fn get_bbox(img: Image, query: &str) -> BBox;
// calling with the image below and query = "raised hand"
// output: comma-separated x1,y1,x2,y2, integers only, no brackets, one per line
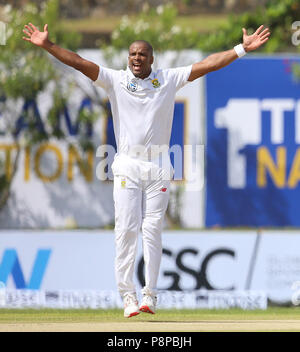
242,25,271,52
22,23,49,48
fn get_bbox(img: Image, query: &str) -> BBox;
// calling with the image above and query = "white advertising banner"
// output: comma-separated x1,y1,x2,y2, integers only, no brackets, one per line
0,230,116,290
4,229,299,307
0,50,204,229
138,231,258,292
0,229,268,309
251,230,300,304
0,230,258,292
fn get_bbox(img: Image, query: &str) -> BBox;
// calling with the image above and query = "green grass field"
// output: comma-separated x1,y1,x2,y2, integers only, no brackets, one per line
60,14,228,34
1,307,300,332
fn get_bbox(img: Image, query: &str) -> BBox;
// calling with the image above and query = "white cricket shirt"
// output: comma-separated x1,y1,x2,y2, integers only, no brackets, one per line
95,65,192,160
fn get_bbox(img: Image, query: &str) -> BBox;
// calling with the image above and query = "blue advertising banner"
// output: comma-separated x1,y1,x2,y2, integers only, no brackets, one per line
206,56,300,227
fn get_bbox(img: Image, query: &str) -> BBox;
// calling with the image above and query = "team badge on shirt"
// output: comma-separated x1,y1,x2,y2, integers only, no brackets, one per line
152,79,160,88
127,78,138,92
121,178,126,188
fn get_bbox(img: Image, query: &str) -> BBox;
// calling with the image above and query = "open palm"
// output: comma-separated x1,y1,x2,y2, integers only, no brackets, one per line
23,23,49,47
242,25,270,52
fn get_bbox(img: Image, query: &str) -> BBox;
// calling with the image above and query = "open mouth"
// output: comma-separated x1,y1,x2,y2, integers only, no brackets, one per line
133,63,142,70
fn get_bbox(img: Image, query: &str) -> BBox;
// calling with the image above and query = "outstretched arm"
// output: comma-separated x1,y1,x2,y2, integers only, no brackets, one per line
188,25,270,81
23,23,99,81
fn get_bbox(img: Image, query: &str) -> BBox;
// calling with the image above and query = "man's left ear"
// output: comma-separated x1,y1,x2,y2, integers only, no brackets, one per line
150,56,154,64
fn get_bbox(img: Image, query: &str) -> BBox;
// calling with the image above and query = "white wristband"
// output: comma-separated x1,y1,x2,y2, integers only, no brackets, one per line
234,44,246,58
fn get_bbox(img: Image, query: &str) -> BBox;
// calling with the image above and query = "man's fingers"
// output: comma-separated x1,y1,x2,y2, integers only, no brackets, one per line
22,37,31,42
260,33,270,41
44,24,48,32
242,28,247,36
259,28,269,37
255,25,264,34
260,30,271,40
25,24,33,34
260,37,270,45
29,22,38,31
28,24,36,32
23,29,31,38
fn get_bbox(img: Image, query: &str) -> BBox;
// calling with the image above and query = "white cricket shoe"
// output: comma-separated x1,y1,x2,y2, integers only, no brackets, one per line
123,293,140,318
139,293,157,314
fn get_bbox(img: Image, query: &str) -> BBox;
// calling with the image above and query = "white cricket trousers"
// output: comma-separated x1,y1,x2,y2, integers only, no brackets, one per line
112,154,171,298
